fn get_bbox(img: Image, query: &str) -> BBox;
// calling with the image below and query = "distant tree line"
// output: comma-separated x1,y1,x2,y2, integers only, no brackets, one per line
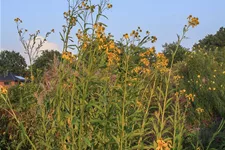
0,50,61,77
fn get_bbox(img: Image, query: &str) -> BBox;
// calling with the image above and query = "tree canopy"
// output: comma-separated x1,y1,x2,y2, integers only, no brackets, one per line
194,27,225,51
162,42,189,66
32,50,61,76
0,50,27,76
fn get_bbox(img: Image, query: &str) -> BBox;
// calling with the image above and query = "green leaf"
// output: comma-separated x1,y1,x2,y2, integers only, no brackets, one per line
84,137,92,147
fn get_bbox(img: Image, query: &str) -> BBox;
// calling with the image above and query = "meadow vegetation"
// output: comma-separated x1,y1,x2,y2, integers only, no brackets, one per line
1,0,225,149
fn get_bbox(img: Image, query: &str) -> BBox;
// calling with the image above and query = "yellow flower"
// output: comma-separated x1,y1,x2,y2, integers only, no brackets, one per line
143,68,151,75
140,58,150,66
123,33,129,39
151,36,157,43
140,47,155,57
63,12,69,17
132,66,142,74
106,52,120,66
146,47,155,55
197,75,200,78
0,85,8,94
107,3,113,9
188,15,199,28
179,89,186,94
108,41,115,49
81,1,86,7
196,107,204,114
130,30,136,36
156,138,172,150
139,53,145,57
185,93,195,102
136,100,142,108
62,51,75,63
71,17,76,26
14,18,22,23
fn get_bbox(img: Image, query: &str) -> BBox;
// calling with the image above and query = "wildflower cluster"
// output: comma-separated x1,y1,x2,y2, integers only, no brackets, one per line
78,0,96,12
139,47,155,57
153,53,169,73
93,23,122,66
76,29,88,42
151,36,157,43
140,58,150,66
132,66,151,75
129,27,147,40
93,23,106,39
62,51,76,63
7,1,205,148
173,75,184,84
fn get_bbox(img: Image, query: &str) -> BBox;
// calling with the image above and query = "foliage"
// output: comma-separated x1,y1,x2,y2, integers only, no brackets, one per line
1,1,224,150
8,83,38,110
177,48,225,118
194,27,225,51
0,50,27,76
32,50,61,77
162,42,189,66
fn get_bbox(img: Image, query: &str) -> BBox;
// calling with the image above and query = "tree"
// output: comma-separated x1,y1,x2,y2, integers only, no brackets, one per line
0,50,27,76
194,27,225,51
162,42,189,66
32,50,61,76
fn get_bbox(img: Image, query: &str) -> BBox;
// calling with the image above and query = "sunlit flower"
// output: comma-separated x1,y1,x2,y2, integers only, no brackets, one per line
185,93,195,102
0,85,8,95
153,53,169,73
123,33,129,39
62,51,75,63
151,36,157,43
136,100,142,108
107,3,113,9
14,17,22,23
196,107,204,114
156,138,172,150
188,15,199,28
140,58,150,66
71,17,77,26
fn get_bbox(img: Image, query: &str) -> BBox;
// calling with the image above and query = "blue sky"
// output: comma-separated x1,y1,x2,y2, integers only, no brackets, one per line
1,0,225,56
